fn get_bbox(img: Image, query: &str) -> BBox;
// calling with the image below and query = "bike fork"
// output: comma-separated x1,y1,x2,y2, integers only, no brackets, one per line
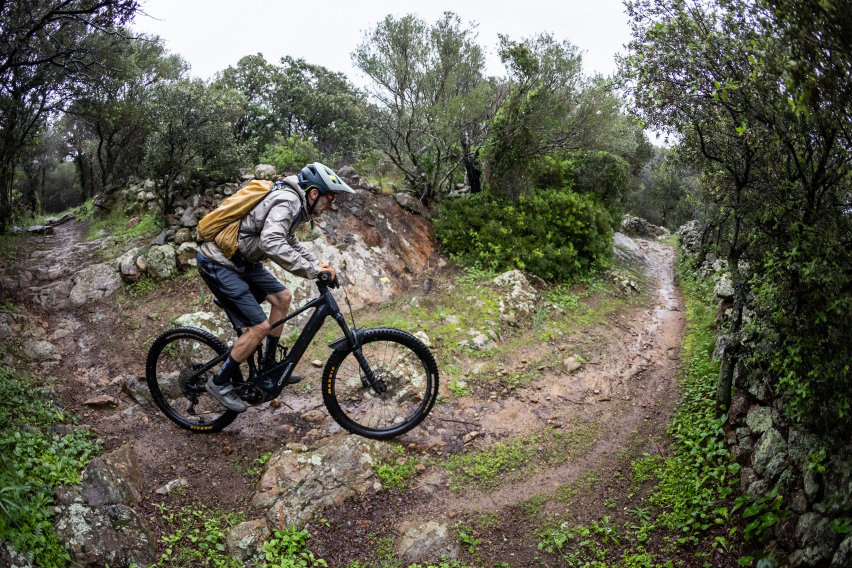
353,347,387,394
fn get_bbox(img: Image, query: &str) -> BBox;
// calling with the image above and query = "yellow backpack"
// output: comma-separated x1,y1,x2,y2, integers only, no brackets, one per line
197,180,276,259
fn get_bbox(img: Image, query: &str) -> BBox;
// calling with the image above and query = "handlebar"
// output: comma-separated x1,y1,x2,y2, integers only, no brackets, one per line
318,270,339,288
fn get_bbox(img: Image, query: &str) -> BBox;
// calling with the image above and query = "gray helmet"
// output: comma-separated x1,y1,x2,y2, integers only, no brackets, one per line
297,162,355,196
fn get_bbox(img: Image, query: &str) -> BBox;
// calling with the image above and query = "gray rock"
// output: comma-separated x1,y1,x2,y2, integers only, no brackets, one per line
677,220,702,255
254,164,277,180
173,311,229,344
173,227,192,245
253,434,397,529
81,444,141,507
804,468,820,502
493,270,538,325
612,232,647,265
831,535,852,568
395,193,431,219
53,502,156,568
176,242,199,269
753,428,788,476
787,428,819,468
180,207,198,228
766,452,789,480
397,521,458,564
68,263,123,306
22,339,56,361
747,478,770,498
116,247,142,283
151,229,169,245
715,274,735,299
413,331,432,347
27,224,54,235
154,477,188,495
144,244,176,279
620,214,651,237
746,407,774,435
794,514,837,566
564,356,583,373
32,279,74,308
121,375,153,406
227,519,270,562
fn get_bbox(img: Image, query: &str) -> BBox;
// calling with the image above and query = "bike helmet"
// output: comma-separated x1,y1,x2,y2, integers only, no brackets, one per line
297,162,355,196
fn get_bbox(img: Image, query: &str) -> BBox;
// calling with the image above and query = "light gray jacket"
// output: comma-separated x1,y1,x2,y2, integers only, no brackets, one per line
199,176,320,278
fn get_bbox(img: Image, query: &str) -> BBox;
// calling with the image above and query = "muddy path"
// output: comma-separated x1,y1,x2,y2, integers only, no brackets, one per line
8,224,684,565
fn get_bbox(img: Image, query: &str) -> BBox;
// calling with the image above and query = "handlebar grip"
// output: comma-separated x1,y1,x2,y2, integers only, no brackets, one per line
318,271,339,288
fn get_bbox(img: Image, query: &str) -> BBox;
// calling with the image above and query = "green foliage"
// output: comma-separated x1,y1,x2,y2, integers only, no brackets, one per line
86,207,164,244
260,526,328,568
375,449,420,490
734,488,784,542
443,424,599,490
261,136,322,174
353,12,487,204
633,258,739,543
141,79,248,213
0,367,100,567
152,503,244,568
436,189,612,282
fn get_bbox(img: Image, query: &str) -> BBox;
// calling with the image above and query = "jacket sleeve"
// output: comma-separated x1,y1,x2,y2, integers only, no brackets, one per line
259,199,320,279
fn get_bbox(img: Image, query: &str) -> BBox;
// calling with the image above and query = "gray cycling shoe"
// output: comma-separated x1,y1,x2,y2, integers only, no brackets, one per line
205,378,247,413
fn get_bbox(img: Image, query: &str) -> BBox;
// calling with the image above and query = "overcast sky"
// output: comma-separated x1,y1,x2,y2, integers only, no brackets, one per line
133,0,633,84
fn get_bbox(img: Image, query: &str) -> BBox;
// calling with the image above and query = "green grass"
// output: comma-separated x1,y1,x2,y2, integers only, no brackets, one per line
443,422,600,491
375,447,421,489
0,367,100,567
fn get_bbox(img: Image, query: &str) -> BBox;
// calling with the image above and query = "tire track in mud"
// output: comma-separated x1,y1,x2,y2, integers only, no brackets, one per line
395,239,684,520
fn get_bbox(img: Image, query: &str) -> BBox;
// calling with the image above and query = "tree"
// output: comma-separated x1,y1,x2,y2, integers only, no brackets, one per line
483,34,627,200
140,79,247,213
65,33,185,197
623,0,852,430
353,12,488,204
0,0,139,231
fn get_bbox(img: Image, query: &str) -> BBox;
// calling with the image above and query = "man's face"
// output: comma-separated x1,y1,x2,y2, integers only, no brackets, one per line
309,189,335,215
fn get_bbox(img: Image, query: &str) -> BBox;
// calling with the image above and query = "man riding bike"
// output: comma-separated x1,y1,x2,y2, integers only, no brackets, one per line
196,162,354,412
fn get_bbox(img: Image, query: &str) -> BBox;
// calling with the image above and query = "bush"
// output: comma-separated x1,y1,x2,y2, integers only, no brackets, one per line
261,136,322,174
435,189,612,282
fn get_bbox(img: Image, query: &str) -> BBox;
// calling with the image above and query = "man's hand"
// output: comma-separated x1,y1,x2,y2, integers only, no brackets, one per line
317,262,336,282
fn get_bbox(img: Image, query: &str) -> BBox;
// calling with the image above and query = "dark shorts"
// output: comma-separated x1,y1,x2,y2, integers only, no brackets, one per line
197,253,285,328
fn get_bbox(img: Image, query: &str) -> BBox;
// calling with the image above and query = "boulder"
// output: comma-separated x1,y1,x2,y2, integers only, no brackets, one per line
253,434,397,529
493,270,538,325
745,407,774,435
27,224,54,235
176,242,199,269
620,214,651,237
831,535,852,568
677,220,702,256
22,338,57,361
53,502,156,568
144,244,176,279
173,227,193,245
121,375,153,406
226,519,270,563
179,207,198,228
397,521,458,564
81,444,142,507
116,247,141,283
395,193,431,219
612,232,647,265
68,263,123,306
715,274,735,299
254,164,277,180
753,428,788,476
173,311,230,344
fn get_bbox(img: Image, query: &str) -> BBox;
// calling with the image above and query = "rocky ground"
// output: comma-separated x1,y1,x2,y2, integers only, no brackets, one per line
1,206,693,567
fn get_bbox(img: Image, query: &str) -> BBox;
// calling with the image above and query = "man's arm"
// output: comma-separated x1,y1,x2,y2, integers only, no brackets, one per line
260,199,321,279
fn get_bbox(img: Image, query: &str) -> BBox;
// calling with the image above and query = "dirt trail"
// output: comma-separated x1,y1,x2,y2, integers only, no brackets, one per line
10,224,684,564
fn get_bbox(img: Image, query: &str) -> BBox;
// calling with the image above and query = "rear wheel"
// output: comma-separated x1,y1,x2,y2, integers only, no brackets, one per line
323,328,439,439
145,327,239,432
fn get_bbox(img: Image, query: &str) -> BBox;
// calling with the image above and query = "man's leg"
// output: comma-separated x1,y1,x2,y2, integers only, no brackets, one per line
265,289,292,341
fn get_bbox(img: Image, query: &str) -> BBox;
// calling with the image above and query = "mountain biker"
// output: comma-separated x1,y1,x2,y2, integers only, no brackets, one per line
197,162,355,412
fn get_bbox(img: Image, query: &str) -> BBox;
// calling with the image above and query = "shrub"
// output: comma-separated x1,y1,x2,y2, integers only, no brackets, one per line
435,189,612,282
261,136,322,174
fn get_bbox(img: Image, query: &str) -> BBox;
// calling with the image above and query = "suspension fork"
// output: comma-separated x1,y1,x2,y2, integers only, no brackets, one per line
330,313,387,394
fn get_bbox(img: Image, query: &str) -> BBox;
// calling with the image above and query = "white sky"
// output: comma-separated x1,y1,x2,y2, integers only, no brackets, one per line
133,0,633,84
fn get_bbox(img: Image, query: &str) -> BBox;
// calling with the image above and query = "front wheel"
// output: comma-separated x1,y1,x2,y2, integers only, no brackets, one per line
145,327,239,432
322,328,439,439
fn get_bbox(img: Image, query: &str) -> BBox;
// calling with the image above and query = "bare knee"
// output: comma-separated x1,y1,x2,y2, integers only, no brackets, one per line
248,319,271,339
268,289,291,308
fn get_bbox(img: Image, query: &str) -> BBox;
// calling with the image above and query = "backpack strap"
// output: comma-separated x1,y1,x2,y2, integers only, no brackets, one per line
271,182,313,236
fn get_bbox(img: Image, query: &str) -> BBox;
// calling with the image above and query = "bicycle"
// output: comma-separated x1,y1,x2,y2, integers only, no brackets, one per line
145,272,439,440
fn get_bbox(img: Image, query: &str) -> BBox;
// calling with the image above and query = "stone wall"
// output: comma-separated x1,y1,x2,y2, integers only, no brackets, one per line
677,222,852,568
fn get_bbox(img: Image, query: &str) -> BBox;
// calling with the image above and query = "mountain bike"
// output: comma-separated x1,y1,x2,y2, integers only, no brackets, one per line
145,273,439,440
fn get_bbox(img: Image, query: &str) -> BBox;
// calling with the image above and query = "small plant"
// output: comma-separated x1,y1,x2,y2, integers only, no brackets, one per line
375,447,420,489
454,522,482,555
260,526,328,568
152,503,244,567
734,488,784,542
448,380,472,398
